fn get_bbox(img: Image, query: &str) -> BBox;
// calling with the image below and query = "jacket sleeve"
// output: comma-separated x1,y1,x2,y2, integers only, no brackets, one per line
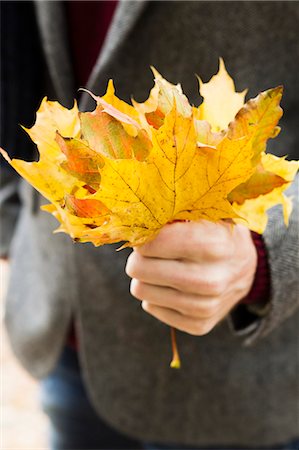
0,169,21,258
0,2,45,257
228,174,299,345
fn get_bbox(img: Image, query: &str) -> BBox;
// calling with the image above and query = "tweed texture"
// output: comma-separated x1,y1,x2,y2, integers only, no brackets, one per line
2,1,299,446
34,1,75,107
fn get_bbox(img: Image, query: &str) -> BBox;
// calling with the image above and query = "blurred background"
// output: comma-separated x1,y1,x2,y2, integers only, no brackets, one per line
1,260,48,449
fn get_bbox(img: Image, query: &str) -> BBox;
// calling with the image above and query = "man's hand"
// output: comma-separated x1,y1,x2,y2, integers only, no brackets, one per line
125,221,257,336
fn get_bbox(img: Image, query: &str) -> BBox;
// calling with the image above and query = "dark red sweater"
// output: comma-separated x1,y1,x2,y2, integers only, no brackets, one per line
65,1,118,87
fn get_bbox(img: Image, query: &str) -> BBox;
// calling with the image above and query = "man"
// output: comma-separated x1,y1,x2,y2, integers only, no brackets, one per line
1,1,298,449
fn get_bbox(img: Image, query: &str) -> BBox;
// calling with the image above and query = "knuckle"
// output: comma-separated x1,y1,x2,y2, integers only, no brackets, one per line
203,241,231,260
125,252,141,278
125,254,134,277
138,240,158,257
184,226,205,255
171,269,226,297
200,299,220,318
200,275,227,296
151,224,178,250
212,242,231,259
208,279,225,296
191,320,215,336
172,271,193,291
206,299,220,315
180,221,235,261
141,300,150,312
184,299,201,317
186,298,220,319
130,279,144,299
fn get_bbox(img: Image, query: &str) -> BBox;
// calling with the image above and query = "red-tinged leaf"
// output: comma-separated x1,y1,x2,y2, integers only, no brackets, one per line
80,107,151,161
227,86,283,161
194,119,224,148
97,98,140,129
228,167,287,204
64,194,109,218
83,184,97,194
145,109,165,129
133,67,191,130
56,134,103,189
84,82,140,126
1,61,297,244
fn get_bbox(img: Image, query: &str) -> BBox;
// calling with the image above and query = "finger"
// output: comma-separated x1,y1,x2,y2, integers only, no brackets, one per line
131,279,221,318
141,302,216,336
136,220,235,261
126,251,183,288
126,252,229,296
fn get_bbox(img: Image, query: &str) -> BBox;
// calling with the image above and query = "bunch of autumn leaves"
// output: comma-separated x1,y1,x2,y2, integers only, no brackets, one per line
1,60,298,247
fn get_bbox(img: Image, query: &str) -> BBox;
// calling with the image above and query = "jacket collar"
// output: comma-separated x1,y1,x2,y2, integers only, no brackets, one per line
34,0,148,109
34,1,75,106
82,0,148,109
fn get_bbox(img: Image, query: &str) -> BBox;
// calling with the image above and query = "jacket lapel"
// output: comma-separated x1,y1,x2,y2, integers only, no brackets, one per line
34,1,148,109
80,0,149,110
34,1,75,106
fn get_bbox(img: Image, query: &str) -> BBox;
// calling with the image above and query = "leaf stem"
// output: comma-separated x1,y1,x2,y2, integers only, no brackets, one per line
170,327,181,369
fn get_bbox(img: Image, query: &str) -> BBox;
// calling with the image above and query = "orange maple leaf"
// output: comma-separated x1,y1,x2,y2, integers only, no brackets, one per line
1,59,297,248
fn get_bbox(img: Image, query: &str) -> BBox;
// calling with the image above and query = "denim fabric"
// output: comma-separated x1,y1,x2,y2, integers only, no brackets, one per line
40,347,299,450
144,441,299,450
40,346,142,450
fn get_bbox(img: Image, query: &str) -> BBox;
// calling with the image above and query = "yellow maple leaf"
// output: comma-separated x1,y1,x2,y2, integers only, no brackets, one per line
193,117,225,149
65,102,259,247
0,61,297,249
132,67,191,129
233,153,299,233
25,97,80,157
198,58,247,132
2,61,298,370
1,98,81,204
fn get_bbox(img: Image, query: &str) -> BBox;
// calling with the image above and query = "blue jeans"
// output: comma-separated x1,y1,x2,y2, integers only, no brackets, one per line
144,444,299,450
40,346,141,450
40,346,299,450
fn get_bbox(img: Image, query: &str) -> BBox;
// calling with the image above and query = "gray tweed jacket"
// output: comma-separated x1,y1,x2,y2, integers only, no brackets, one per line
1,1,299,447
